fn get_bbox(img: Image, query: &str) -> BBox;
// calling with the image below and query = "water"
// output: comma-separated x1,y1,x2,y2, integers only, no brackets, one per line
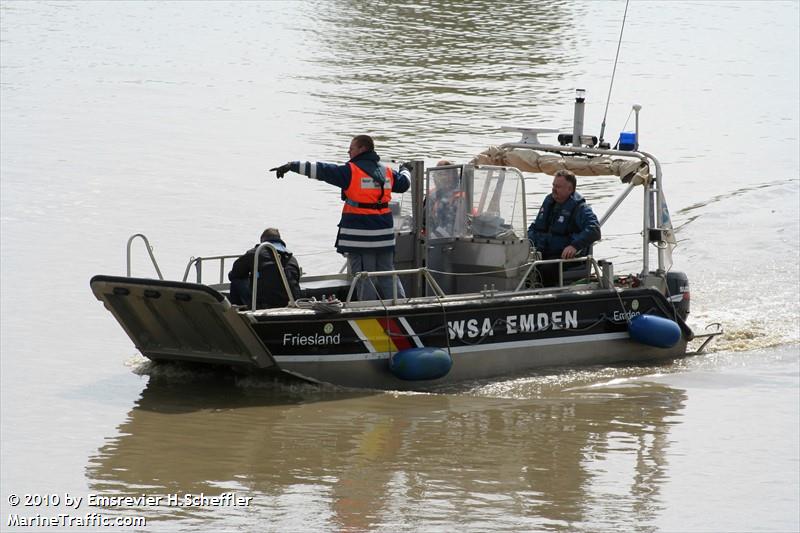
1,1,798,531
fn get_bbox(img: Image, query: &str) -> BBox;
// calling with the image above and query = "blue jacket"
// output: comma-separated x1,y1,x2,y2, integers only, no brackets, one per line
289,151,411,253
527,192,601,258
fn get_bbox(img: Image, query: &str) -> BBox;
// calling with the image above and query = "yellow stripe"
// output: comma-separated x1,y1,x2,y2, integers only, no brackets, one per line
355,319,397,353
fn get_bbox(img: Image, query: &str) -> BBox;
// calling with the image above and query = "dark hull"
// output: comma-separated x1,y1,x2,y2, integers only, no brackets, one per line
91,275,691,390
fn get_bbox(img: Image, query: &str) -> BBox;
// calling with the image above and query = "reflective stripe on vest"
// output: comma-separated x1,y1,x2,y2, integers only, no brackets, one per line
343,163,393,215
337,223,396,249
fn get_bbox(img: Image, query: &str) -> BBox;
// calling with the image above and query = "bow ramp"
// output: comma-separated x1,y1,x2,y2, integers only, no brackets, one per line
90,275,275,369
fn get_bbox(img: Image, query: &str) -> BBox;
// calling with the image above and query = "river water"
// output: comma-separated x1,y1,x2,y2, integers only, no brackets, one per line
1,1,798,532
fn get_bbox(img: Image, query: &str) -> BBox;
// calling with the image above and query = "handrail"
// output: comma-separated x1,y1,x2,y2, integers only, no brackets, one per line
182,254,239,283
126,234,164,280
345,267,446,304
493,142,667,277
639,149,666,274
498,142,651,163
515,256,603,291
251,242,296,311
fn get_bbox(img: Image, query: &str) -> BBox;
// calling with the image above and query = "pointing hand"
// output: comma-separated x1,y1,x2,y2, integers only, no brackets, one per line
270,163,292,179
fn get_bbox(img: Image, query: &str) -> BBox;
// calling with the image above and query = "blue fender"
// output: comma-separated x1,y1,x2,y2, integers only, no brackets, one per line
629,314,682,348
389,347,453,381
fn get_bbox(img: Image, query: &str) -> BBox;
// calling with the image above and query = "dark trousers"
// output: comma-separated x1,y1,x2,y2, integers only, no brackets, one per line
229,278,251,306
536,253,589,287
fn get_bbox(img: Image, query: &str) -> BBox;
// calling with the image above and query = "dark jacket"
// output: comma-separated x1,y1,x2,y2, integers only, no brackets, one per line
289,150,411,253
527,192,601,258
228,239,301,308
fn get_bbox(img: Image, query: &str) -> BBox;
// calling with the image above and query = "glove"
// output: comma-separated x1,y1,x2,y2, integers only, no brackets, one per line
399,162,413,173
269,163,292,179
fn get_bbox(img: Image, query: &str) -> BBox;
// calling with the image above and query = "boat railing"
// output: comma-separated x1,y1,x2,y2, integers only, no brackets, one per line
182,254,239,285
126,234,164,280
499,142,671,276
129,235,608,310
346,268,447,304
182,247,327,311
515,256,608,291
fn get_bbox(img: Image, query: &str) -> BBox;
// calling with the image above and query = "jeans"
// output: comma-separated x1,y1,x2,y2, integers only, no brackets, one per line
347,250,406,301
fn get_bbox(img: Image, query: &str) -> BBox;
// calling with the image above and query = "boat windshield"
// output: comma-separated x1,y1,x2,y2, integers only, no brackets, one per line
469,166,527,240
426,165,467,240
423,164,527,241
392,193,414,231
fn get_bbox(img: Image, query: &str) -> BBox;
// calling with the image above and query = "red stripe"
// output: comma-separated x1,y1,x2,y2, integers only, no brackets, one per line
377,317,413,351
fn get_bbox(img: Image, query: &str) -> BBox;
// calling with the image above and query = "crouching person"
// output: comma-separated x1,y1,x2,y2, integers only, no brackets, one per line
228,228,301,308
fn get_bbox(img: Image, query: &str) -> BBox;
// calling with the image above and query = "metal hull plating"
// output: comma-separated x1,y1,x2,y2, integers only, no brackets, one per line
277,336,687,390
91,275,691,390
250,286,690,389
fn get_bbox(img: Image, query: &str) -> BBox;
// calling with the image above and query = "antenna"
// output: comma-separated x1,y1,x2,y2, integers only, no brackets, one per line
598,0,631,146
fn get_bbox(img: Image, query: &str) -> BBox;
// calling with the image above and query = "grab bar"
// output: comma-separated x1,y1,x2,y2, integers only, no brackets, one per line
346,267,446,304
182,254,239,283
126,234,164,280
515,256,603,291
251,242,296,311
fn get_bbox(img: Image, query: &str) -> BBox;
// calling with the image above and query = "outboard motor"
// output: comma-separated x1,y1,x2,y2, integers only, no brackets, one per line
666,271,690,320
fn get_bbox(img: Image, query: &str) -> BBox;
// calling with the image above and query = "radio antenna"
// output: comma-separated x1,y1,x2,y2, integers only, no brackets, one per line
598,0,630,146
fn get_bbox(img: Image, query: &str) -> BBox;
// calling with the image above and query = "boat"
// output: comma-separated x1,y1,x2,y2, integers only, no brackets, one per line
90,92,722,390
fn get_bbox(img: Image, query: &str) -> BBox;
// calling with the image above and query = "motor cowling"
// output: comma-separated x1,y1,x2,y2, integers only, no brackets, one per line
666,271,690,321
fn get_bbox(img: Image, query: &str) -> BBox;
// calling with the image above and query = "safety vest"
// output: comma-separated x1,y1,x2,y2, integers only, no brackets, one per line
533,194,583,236
531,194,583,256
342,163,394,215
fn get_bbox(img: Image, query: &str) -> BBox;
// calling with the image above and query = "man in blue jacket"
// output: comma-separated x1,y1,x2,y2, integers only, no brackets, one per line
270,135,411,300
527,169,601,286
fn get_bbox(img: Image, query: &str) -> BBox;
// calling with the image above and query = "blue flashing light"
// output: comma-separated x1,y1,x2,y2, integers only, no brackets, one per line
618,131,637,151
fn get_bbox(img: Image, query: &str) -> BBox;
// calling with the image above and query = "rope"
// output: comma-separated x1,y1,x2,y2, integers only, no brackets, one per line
599,0,631,145
294,249,339,257
432,285,453,357
426,263,534,277
612,286,633,327
613,107,635,149
294,297,344,313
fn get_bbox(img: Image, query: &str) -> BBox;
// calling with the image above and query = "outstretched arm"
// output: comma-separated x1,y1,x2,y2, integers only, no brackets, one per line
392,166,412,194
270,161,353,189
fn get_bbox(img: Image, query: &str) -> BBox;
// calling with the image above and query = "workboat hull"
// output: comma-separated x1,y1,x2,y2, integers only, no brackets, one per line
91,275,691,390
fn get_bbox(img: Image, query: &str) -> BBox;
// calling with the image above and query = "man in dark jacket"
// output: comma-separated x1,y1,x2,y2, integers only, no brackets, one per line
270,135,411,301
228,228,301,308
527,169,601,286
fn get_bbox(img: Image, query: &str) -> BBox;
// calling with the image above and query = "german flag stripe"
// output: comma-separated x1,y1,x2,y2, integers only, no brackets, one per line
377,317,414,351
350,317,421,353
352,318,396,353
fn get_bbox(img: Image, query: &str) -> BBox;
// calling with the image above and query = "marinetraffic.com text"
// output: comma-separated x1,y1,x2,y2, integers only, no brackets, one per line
7,491,254,528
